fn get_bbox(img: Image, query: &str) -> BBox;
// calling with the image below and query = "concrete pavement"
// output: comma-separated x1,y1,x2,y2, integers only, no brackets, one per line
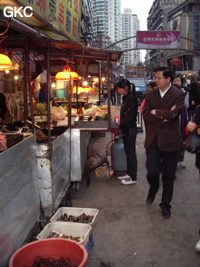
70,107,200,267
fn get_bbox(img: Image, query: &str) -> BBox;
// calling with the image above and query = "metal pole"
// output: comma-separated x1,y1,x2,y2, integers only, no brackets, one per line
98,62,101,104
76,81,79,113
107,35,200,50
68,79,72,128
107,53,111,131
23,40,28,125
106,35,137,49
24,40,34,133
46,40,51,144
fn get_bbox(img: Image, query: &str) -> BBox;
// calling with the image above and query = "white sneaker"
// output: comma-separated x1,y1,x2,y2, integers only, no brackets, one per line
195,239,200,252
178,161,186,168
121,178,137,185
118,174,131,180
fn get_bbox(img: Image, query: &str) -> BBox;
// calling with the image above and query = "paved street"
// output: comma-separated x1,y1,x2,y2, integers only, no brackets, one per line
70,107,200,267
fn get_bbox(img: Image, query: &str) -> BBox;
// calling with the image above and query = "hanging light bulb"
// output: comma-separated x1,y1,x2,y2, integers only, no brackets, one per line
55,65,79,80
83,81,88,86
51,82,56,88
0,53,13,70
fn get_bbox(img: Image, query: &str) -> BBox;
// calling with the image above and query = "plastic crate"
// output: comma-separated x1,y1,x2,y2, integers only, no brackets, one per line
50,207,99,228
85,234,94,255
36,222,92,247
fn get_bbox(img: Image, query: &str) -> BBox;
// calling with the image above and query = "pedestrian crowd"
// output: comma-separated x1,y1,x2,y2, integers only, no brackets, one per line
115,67,200,252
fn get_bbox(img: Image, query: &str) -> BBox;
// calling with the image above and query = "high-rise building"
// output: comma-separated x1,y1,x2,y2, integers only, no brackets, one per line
122,8,140,67
91,0,122,48
81,0,93,46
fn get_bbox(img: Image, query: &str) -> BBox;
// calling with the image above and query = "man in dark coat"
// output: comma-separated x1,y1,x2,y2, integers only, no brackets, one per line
143,67,185,219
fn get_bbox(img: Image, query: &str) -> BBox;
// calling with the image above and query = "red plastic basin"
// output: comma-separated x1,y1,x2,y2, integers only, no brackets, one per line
9,238,88,267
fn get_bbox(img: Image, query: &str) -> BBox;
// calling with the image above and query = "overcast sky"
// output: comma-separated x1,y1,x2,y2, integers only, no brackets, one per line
121,0,154,31
121,0,154,61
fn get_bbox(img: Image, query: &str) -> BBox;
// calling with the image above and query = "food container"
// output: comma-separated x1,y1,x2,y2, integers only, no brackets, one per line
9,238,88,267
50,207,99,229
36,222,92,247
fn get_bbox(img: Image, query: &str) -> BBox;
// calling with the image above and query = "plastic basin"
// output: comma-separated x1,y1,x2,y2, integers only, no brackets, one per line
9,238,88,267
36,222,92,247
50,207,99,228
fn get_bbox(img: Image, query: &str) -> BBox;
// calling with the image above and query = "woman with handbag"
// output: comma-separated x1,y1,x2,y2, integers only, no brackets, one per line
172,75,189,168
186,104,200,252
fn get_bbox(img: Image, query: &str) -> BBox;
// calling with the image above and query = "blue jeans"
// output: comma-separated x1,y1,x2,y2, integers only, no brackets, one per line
122,128,138,180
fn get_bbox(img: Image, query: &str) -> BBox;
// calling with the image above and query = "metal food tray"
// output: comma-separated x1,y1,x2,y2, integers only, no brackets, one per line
6,133,23,149
74,119,118,130
74,120,108,129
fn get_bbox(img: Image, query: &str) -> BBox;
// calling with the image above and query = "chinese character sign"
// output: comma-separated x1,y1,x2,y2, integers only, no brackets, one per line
137,31,180,49
12,0,82,42
193,13,200,51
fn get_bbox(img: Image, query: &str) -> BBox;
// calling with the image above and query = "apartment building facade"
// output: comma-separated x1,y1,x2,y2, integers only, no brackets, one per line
146,0,200,76
122,8,140,69
81,0,93,46
91,0,122,48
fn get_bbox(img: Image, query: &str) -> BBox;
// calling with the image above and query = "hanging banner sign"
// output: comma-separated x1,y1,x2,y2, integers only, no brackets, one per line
1,0,82,42
137,31,180,49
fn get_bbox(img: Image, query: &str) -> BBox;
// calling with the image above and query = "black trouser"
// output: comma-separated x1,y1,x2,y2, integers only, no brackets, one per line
122,128,138,181
111,94,116,105
146,138,178,209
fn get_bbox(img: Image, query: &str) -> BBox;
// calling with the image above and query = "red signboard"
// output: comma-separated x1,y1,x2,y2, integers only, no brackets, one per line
137,31,180,49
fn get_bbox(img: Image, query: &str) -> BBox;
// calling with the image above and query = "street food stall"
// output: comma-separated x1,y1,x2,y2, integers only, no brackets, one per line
0,3,123,265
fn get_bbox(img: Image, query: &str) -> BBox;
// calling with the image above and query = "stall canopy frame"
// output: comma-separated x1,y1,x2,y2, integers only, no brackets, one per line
0,19,123,136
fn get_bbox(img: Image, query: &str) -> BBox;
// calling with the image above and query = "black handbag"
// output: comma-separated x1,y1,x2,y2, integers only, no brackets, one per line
185,128,200,153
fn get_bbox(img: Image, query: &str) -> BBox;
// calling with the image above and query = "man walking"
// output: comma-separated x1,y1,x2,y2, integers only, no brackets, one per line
143,67,185,219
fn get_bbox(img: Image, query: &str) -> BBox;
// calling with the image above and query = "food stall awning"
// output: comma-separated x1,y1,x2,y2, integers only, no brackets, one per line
29,38,123,63
0,27,123,63
0,2,123,63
